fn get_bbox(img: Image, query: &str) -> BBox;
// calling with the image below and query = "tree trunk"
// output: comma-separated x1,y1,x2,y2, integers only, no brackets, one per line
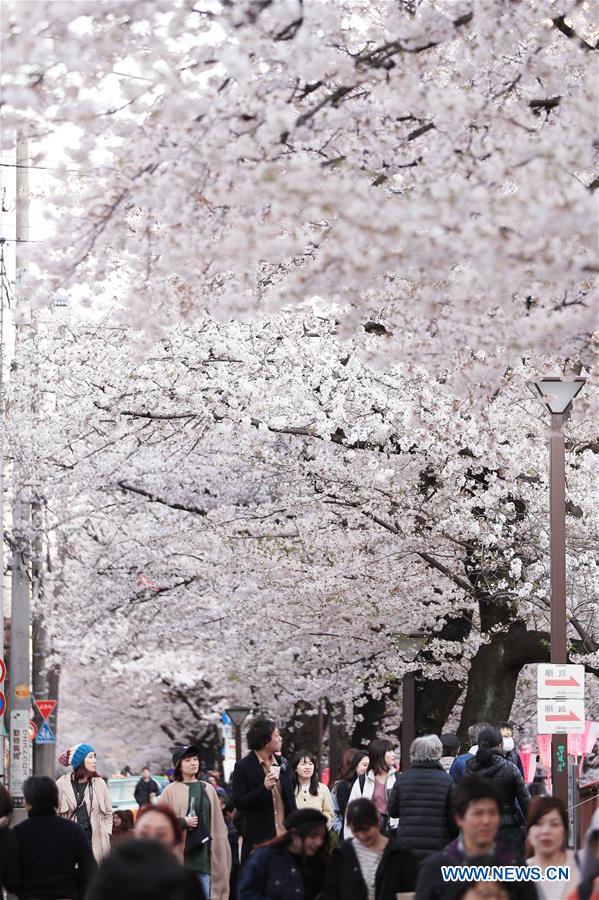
457,620,550,743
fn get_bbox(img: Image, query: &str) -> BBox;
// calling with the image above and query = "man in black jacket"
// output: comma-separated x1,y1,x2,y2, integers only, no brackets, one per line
134,767,161,807
415,776,536,899
388,734,458,864
231,717,295,864
14,775,96,899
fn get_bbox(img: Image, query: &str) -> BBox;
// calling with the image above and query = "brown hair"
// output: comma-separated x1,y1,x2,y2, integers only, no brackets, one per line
256,822,331,861
525,795,568,856
333,747,359,786
0,784,13,819
136,803,184,846
72,764,100,782
114,809,135,831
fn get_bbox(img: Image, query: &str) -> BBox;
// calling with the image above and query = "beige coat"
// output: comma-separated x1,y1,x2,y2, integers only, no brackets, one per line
294,781,335,828
56,773,113,861
160,780,231,900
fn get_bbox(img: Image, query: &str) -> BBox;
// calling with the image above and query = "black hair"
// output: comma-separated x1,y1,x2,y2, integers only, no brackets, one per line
454,775,502,819
246,718,277,752
473,726,503,766
87,839,190,900
346,797,379,831
367,739,393,776
0,784,13,819
453,883,512,899
23,776,58,815
291,751,319,796
494,722,513,733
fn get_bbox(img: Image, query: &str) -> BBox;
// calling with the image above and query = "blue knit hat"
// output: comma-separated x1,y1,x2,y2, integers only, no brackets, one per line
59,743,95,770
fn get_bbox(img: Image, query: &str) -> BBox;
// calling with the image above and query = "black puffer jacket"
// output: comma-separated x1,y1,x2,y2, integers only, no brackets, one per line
464,749,531,826
387,761,458,862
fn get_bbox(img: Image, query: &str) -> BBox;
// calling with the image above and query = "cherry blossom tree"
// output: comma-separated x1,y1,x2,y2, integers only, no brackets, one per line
6,308,595,749
1,0,596,384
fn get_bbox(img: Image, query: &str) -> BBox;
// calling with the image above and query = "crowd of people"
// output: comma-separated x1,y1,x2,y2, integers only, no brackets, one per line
0,720,597,899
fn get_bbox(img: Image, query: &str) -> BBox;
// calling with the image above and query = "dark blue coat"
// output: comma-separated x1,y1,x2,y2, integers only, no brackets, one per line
449,753,473,783
387,761,458,861
238,846,326,900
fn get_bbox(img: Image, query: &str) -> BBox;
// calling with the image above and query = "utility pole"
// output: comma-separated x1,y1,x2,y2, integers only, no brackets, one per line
0,237,6,784
9,136,32,813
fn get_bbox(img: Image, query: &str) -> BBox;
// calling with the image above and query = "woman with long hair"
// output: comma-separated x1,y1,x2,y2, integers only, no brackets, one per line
331,748,367,835
238,808,329,900
160,743,231,900
344,739,398,838
291,751,334,829
56,743,113,860
526,796,580,898
464,726,531,852
112,809,135,844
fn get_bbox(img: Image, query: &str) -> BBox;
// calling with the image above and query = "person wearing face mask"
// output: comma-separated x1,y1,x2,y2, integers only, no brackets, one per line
160,744,231,900
494,723,525,779
57,743,113,861
525,796,580,899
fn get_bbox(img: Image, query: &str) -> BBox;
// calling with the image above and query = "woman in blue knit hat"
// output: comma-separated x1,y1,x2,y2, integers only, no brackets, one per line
56,743,113,861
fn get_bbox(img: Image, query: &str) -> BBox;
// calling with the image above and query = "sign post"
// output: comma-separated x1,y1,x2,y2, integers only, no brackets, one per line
537,663,585,824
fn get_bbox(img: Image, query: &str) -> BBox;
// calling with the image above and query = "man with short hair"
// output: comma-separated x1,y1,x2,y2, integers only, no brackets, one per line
495,722,525,778
450,723,489,783
134,766,161,807
414,776,536,899
14,775,97,899
231,717,295,863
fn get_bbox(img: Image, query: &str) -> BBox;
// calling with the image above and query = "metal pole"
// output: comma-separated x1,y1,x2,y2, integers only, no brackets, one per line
234,724,242,764
400,672,416,772
549,412,568,812
0,239,6,781
9,136,32,815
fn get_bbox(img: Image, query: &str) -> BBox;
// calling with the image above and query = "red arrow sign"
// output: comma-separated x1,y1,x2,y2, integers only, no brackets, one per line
545,676,581,688
35,699,57,721
546,711,581,722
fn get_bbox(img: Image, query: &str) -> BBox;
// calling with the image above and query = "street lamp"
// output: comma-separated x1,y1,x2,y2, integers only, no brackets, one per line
225,707,251,763
395,634,428,772
527,376,585,812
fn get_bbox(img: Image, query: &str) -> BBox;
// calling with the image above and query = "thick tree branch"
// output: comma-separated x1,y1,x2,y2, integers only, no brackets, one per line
117,481,207,516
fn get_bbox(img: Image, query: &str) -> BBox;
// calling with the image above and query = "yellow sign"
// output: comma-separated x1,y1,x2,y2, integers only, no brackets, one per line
14,684,30,700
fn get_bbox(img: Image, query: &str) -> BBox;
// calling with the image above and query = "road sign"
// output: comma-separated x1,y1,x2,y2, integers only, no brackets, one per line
0,692,5,717
0,658,5,684
538,699,585,734
35,721,56,744
35,699,57,721
537,664,585,699
29,720,38,742
9,710,31,798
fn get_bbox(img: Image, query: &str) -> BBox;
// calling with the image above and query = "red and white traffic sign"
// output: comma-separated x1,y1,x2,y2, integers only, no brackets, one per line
29,720,38,742
0,691,5,717
537,664,584,699
0,658,6,685
538,699,585,734
35,699,57,721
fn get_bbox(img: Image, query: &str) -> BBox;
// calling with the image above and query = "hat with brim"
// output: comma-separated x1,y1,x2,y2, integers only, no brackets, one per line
172,744,201,767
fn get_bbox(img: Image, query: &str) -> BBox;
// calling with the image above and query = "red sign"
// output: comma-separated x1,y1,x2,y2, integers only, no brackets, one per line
0,691,5,717
29,720,38,742
35,699,57,721
546,710,581,723
0,659,5,685
546,676,581,688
